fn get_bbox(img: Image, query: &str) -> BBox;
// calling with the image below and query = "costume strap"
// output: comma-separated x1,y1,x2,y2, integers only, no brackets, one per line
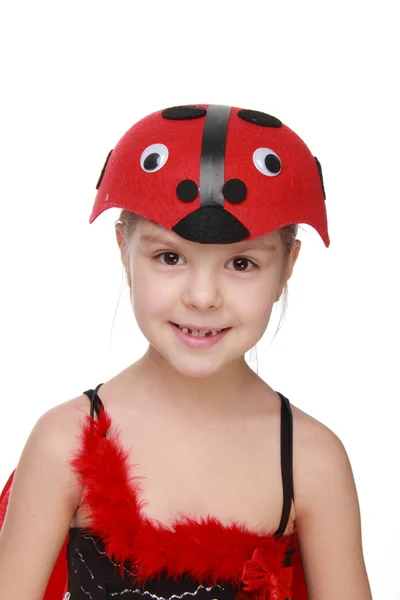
275,392,295,537
83,383,104,419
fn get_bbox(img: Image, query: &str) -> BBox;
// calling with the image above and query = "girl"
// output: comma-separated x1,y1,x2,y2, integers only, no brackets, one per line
0,104,372,599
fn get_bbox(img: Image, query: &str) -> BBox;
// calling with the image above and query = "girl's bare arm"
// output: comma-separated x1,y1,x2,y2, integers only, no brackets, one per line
0,398,87,599
294,420,373,600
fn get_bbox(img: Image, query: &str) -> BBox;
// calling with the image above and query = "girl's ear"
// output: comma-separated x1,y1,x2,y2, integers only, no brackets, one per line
285,240,301,282
115,226,132,288
115,226,123,249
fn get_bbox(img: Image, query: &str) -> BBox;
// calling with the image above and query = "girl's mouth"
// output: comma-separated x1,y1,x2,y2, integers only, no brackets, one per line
170,322,231,348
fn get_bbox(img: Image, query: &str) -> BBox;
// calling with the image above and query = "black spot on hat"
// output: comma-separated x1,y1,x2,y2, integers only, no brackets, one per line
162,105,207,120
96,149,113,190
176,179,198,202
238,109,282,128
314,156,326,200
223,179,247,204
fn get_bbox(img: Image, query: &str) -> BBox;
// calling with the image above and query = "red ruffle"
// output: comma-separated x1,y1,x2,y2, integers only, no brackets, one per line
69,406,299,593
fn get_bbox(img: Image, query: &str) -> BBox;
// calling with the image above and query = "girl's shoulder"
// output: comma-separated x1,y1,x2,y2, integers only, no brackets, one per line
290,400,343,449
31,391,95,480
37,392,95,441
20,392,97,497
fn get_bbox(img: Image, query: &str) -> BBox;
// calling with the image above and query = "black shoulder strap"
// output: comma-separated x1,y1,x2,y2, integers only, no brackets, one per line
274,391,295,537
83,383,104,418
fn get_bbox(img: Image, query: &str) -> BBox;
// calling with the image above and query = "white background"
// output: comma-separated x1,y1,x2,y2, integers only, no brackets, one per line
0,2,398,598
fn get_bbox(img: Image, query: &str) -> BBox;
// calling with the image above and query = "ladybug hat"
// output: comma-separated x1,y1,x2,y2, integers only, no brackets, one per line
91,104,330,247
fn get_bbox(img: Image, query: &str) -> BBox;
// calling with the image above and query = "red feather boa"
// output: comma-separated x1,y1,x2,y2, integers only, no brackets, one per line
69,406,309,599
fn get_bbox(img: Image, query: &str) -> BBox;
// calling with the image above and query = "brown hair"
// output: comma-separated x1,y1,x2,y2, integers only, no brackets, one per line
115,209,299,373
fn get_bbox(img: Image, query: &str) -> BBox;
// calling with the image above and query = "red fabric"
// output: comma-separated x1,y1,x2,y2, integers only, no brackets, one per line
239,545,293,600
0,409,309,599
90,104,329,249
0,471,13,524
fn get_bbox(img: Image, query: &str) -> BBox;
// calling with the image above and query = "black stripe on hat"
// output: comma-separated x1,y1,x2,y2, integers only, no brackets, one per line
199,105,232,208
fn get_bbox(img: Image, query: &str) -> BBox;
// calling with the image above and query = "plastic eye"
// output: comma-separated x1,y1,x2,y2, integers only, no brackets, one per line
140,143,169,173
253,148,282,176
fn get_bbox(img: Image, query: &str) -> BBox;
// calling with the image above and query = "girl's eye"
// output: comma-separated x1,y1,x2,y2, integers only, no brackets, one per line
227,257,258,271
155,252,184,266
154,253,258,271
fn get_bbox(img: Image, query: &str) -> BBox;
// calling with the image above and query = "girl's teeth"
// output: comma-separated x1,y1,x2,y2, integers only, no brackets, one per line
178,325,221,337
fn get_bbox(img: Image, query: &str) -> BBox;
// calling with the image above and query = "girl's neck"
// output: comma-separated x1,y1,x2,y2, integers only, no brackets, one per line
125,346,263,418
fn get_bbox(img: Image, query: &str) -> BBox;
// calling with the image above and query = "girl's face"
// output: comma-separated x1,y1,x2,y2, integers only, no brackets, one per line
121,219,300,379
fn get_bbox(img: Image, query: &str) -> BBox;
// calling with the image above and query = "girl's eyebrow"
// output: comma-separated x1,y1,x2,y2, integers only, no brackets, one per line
139,233,276,252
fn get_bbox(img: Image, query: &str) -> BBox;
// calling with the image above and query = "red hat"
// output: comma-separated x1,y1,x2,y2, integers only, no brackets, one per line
91,104,329,247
